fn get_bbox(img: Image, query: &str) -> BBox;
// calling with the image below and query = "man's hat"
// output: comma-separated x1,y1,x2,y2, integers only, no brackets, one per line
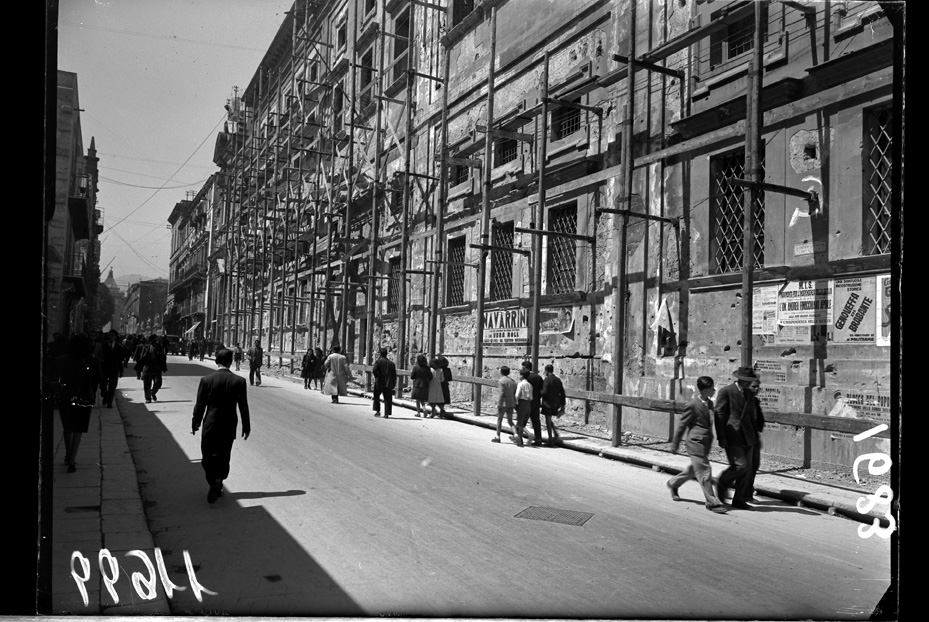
733,366,759,381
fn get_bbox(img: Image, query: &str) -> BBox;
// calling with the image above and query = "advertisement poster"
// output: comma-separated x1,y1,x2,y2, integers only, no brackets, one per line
752,285,779,335
875,273,891,346
483,308,529,345
830,277,877,343
777,280,833,326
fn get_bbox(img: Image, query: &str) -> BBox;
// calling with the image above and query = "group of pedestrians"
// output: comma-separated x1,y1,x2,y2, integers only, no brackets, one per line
410,354,453,418
666,366,765,514
494,361,566,447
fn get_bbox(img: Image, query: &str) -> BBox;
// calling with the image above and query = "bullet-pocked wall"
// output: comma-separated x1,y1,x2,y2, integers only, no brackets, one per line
204,0,895,469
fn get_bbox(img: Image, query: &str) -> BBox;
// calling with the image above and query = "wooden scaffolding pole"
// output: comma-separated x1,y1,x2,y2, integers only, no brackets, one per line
472,5,497,416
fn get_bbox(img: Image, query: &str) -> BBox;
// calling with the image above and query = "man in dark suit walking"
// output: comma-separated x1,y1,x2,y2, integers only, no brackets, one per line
521,361,544,446
714,366,761,510
191,348,251,503
372,347,397,419
668,376,728,514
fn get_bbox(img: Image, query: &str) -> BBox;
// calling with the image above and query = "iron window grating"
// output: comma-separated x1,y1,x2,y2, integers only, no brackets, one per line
452,164,469,187
387,257,401,313
490,221,515,301
864,105,892,256
552,102,582,140
495,137,519,166
548,203,578,294
709,5,768,69
446,236,467,306
710,150,765,274
514,506,594,527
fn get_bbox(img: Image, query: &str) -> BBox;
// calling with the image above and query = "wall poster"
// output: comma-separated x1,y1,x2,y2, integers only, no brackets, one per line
875,273,891,346
829,277,877,343
777,279,833,326
752,285,779,335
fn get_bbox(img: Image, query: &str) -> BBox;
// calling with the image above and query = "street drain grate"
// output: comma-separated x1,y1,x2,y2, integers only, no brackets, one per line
514,506,594,527
64,505,101,513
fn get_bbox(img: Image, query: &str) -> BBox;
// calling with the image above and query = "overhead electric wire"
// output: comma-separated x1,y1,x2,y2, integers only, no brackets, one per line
104,114,224,236
59,21,268,53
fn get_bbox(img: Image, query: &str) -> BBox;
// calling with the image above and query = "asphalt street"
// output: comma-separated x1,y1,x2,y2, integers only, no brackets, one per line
115,356,890,618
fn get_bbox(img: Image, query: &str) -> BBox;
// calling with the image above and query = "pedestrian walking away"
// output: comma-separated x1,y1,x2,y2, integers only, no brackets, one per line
438,356,453,419
427,357,445,418
540,364,566,446
493,365,517,443
99,329,126,409
233,342,243,371
136,335,167,403
714,366,762,510
511,369,533,447
191,348,251,504
667,376,728,514
372,347,397,418
133,337,147,378
322,345,351,403
312,346,325,390
247,339,263,386
301,349,316,389
52,333,100,473
521,361,544,445
410,354,433,417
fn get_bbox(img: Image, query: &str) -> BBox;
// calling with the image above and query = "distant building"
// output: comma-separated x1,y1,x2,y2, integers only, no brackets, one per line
102,268,127,332
123,278,169,336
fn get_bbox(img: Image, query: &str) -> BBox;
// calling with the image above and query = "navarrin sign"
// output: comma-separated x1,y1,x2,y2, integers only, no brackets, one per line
483,308,529,345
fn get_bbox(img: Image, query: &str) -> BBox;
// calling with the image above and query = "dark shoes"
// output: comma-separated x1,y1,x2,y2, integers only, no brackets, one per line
666,480,682,501
491,437,501,443
731,500,754,511
374,411,381,417
207,484,223,504
707,504,729,514
67,463,76,473
508,435,525,447
151,394,157,401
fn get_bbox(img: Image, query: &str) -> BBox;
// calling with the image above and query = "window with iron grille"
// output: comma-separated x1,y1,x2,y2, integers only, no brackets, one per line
864,105,893,256
495,138,518,166
547,203,578,294
452,164,469,187
387,256,401,313
552,101,582,141
490,221,515,301
446,236,466,306
710,150,765,274
709,5,768,69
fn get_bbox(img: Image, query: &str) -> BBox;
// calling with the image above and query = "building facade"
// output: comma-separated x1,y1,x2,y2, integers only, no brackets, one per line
47,70,103,340
166,177,220,341
123,279,169,336
196,0,897,469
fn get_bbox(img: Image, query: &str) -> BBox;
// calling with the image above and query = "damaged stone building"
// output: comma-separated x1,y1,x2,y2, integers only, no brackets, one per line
202,0,898,469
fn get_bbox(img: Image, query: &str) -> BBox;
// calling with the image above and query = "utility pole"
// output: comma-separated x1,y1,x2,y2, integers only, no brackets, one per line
428,39,452,358
611,0,636,447
530,52,551,372
396,0,417,395
741,0,765,368
472,5,498,416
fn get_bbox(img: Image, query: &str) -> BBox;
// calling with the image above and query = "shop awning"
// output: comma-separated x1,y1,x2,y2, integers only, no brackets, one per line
184,321,202,335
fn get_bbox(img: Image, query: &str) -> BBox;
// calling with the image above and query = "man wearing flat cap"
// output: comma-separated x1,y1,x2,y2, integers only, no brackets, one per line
714,366,763,510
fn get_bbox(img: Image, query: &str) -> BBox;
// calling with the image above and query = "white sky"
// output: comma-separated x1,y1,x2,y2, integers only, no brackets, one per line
55,0,294,283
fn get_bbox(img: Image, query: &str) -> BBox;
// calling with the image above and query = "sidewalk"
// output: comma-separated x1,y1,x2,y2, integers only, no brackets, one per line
46,359,887,613
48,391,171,614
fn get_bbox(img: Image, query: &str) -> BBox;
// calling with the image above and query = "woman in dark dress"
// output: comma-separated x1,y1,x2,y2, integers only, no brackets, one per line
410,354,433,417
312,347,326,390
438,356,453,419
54,333,99,473
301,349,317,389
